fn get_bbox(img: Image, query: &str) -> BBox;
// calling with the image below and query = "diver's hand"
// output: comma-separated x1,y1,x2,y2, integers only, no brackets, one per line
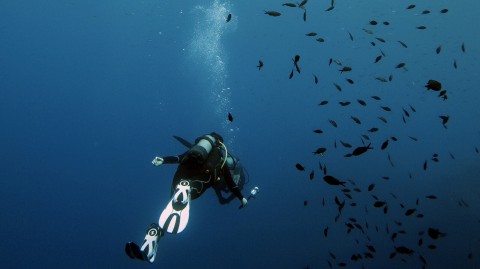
238,197,248,209
152,157,164,166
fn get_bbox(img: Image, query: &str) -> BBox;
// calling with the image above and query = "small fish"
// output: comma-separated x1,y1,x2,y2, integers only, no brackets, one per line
309,170,314,180
351,116,361,124
440,8,449,13
395,246,414,255
439,115,449,128
421,10,431,15
417,26,427,30
345,78,354,84
339,66,352,73
340,140,352,148
352,143,373,156
333,83,343,92
368,127,379,133
398,40,408,48
374,55,382,63
289,69,294,79
390,137,397,141
374,201,386,207
371,96,381,100
339,101,350,106
264,11,281,16
227,112,233,122
313,147,327,155
298,0,308,8
376,37,386,43
323,175,346,186
313,129,323,134
381,140,389,150
316,37,325,42
257,60,264,70
329,119,338,128
408,136,418,141
323,227,329,237
368,183,375,191
436,45,442,54
383,21,390,26
453,59,457,69
428,228,446,239
295,163,305,171
318,100,329,105
426,195,437,199
303,200,308,206
380,106,391,112
406,4,416,9
305,32,317,37
357,99,367,106
405,208,416,216
282,3,297,7
378,116,387,123
303,9,307,21
461,42,466,53
226,13,232,22
369,20,378,25
325,5,334,11
423,160,427,170
348,31,354,41
376,77,388,82
395,63,406,69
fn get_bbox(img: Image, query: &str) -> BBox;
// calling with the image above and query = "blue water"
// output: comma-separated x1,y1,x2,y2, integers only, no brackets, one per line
1,0,479,268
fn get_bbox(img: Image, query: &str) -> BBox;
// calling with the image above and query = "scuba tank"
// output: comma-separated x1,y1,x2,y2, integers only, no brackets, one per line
182,134,220,164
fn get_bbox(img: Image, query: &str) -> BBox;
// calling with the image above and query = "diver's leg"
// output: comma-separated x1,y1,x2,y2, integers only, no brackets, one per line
159,180,191,234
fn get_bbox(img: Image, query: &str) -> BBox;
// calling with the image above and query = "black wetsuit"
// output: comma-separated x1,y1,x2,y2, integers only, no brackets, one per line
161,147,244,201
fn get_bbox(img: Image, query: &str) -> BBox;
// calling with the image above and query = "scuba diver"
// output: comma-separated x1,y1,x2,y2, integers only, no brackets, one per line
125,132,259,263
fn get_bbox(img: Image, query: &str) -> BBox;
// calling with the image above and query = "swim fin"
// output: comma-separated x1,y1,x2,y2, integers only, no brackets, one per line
125,223,162,263
159,180,191,234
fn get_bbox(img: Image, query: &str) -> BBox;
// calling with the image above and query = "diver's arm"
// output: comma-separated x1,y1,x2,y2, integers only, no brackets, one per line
152,153,186,166
222,166,244,200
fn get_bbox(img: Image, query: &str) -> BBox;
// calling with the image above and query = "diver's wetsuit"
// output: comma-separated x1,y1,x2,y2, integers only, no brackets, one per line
160,147,244,201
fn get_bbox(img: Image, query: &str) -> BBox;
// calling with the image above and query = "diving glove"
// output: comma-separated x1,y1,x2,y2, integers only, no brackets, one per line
152,157,164,166
239,197,248,209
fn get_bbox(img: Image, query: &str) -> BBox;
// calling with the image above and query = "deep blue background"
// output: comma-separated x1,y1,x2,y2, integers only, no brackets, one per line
1,0,479,268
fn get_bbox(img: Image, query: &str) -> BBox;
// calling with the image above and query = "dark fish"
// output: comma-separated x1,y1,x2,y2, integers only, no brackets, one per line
313,147,327,155
449,152,455,159
257,60,264,70
461,42,466,53
395,246,414,255
351,116,361,124
340,140,352,148
408,136,418,141
428,228,446,239
440,8,448,13
436,45,442,54
395,63,406,69
303,9,307,21
298,0,308,8
368,183,375,191
264,11,281,16
316,37,325,42
324,227,329,237
282,3,297,7
329,119,338,128
405,208,416,216
376,77,388,82
388,74,393,81
357,99,367,106
333,83,342,91
325,5,334,11
352,143,373,156
295,163,305,171
374,201,386,207
382,176,390,180
362,134,370,140
383,21,390,26
289,69,294,79
348,31,354,41
339,101,350,106
313,129,323,134
439,115,449,128
402,108,410,117
303,200,308,206
376,37,386,43
339,66,352,73
227,112,233,122
453,59,457,69
369,20,378,25
427,244,437,250
345,78,354,84
323,175,346,186
367,245,376,253
371,95,381,100
313,74,319,84
406,4,416,9
417,26,427,30
381,106,391,111
319,100,329,105
293,55,300,63
309,170,314,180
390,137,397,141
409,104,416,112
226,13,232,22
423,160,427,170
374,55,382,63
398,40,408,48
328,58,333,65
381,140,389,150
426,195,437,199
368,127,379,132
421,10,431,15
